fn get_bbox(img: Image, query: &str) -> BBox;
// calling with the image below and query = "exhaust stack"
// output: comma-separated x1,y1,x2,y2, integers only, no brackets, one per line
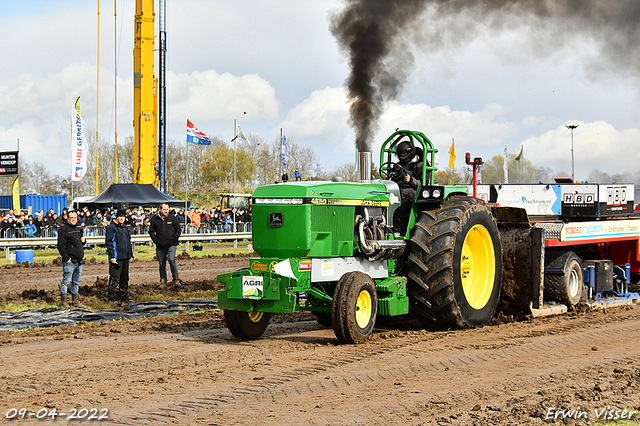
358,151,372,182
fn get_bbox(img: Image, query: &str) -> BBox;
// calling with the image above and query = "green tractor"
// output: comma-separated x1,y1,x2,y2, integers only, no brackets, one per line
217,130,503,343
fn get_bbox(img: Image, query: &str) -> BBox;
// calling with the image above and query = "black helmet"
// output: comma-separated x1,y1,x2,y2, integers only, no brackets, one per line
396,141,415,163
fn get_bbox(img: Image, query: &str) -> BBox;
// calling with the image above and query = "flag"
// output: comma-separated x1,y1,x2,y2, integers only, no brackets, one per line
503,145,508,184
448,139,456,170
281,134,290,166
515,145,523,161
186,120,211,145
12,176,19,211
236,127,251,148
71,97,89,181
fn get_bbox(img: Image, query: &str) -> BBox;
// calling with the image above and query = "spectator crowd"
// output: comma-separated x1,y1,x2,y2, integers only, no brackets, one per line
0,204,252,238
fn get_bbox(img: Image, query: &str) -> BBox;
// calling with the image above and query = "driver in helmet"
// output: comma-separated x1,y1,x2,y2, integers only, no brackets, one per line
392,140,423,233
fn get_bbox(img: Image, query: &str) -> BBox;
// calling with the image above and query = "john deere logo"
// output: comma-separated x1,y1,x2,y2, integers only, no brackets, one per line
269,212,284,227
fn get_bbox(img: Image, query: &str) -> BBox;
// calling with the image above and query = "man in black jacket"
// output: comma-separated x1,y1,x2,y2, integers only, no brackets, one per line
149,203,182,286
105,209,134,304
57,211,85,308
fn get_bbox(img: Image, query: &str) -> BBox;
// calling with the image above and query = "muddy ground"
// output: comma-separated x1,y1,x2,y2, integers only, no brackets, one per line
1,255,640,425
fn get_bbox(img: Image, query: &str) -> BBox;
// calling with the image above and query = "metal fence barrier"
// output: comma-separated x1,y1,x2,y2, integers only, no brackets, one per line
1,222,251,239
0,223,252,251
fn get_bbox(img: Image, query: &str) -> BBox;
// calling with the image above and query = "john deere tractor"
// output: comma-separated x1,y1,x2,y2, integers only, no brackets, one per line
217,130,503,343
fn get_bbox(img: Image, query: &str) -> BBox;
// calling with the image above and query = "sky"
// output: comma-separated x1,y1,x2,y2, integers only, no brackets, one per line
0,0,639,183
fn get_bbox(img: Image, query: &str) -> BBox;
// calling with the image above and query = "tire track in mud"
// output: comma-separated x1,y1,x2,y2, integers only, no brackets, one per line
121,318,640,425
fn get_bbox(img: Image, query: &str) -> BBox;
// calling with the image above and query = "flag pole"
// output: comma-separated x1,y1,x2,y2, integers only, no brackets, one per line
185,120,189,213
280,128,283,182
95,0,100,195
70,110,74,206
233,119,237,194
113,0,118,184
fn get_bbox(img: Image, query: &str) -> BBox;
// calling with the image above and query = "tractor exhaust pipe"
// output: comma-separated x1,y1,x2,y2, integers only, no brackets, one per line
359,151,372,182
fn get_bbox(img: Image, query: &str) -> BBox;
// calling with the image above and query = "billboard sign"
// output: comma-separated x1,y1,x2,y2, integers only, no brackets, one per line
0,151,18,175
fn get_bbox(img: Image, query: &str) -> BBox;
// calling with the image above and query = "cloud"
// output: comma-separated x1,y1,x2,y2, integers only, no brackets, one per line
281,87,349,138
280,87,518,167
167,70,279,124
523,122,640,181
0,61,132,174
0,63,98,119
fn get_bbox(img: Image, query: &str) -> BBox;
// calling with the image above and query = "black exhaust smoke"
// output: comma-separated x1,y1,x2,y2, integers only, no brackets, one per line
330,1,425,153
330,0,640,153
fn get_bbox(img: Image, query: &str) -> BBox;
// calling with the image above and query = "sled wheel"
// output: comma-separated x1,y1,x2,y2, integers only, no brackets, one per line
544,251,583,307
408,196,502,330
332,271,377,344
224,309,271,340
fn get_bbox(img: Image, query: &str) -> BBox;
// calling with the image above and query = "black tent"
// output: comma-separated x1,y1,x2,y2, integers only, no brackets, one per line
77,184,185,212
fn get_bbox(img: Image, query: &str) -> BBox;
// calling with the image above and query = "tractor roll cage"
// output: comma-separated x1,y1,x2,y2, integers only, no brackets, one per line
379,130,438,186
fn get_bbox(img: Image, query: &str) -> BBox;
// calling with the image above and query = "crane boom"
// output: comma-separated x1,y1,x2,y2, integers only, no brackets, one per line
133,0,157,185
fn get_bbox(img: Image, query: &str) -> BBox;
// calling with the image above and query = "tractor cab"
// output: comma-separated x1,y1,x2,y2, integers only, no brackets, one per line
378,130,447,235
379,130,437,187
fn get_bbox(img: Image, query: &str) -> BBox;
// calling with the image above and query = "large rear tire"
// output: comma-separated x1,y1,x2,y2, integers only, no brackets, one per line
544,251,583,307
332,272,377,344
407,196,502,330
224,309,271,340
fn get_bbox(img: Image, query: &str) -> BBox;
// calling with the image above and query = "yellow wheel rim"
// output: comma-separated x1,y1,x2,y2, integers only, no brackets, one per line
248,310,263,323
355,289,373,329
460,224,496,310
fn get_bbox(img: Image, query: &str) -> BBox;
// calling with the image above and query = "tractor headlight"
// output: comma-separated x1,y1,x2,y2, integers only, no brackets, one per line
416,186,445,203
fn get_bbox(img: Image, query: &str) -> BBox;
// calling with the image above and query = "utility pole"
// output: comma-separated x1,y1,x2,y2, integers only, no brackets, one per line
566,124,579,182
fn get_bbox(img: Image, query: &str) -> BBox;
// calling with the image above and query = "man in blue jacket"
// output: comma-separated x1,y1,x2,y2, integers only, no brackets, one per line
105,209,134,304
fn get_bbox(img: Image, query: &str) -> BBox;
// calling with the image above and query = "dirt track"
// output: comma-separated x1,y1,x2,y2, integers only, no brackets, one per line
1,256,640,425
0,253,249,302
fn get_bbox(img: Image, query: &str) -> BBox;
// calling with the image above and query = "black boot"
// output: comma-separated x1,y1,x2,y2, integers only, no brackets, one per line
120,283,131,305
60,294,68,308
107,276,118,303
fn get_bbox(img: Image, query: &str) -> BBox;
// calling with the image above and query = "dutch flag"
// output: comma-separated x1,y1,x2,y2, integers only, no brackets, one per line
186,120,211,145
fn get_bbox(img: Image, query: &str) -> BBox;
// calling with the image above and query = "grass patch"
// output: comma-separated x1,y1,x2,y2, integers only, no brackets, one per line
0,241,252,266
2,300,58,312
136,289,218,303
3,289,219,312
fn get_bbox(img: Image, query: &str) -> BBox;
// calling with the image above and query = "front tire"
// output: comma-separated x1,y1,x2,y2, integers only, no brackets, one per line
408,196,502,330
332,272,377,344
224,309,271,340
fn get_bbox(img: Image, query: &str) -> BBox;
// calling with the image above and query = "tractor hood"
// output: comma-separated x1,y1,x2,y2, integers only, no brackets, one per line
251,180,399,259
253,180,398,207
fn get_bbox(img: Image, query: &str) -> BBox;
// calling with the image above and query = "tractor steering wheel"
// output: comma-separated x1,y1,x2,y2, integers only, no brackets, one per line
380,161,408,182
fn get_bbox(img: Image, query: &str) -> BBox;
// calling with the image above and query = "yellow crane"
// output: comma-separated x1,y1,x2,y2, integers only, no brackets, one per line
133,0,157,185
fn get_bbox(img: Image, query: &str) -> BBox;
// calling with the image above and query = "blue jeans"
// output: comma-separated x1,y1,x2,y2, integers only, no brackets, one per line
60,261,82,295
156,245,178,279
